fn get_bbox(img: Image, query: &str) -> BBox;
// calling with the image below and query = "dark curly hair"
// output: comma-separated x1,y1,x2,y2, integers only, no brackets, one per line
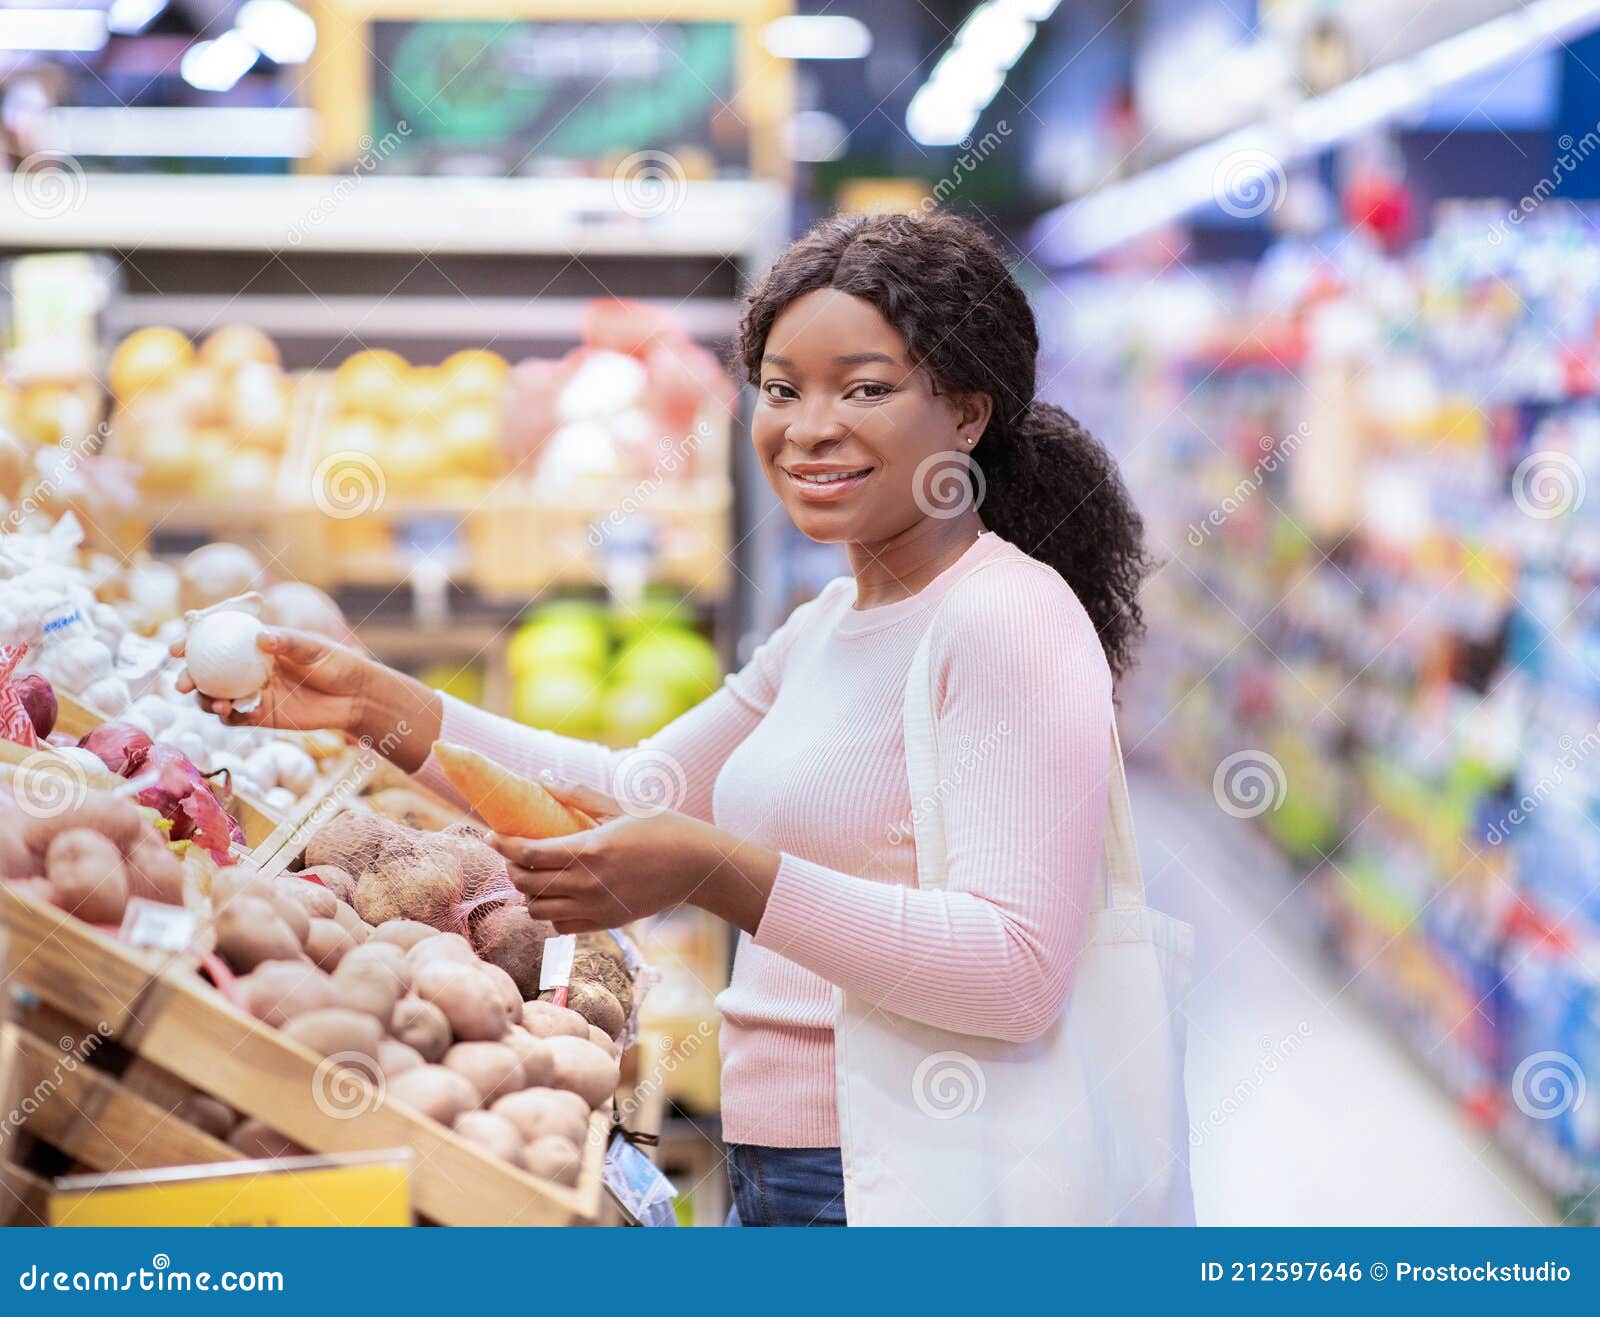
737,210,1152,679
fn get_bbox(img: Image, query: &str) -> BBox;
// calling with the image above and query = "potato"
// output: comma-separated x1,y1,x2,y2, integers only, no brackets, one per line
405,932,478,974
444,1042,526,1103
7,877,54,903
267,892,311,945
503,1029,555,1087
211,867,273,910
354,846,461,926
368,918,437,951
471,903,550,998
329,899,371,942
229,1118,306,1160
479,962,524,1020
339,940,409,991
332,956,404,1022
298,864,356,905
368,786,461,832
413,961,510,1042
587,1025,620,1057
453,1110,523,1162
544,1035,621,1108
521,999,590,1041
303,808,387,872
378,1038,424,1078
390,996,451,1061
304,917,358,971
385,1064,477,1126
561,981,625,1042
175,1093,236,1141
281,1007,381,1067
520,1134,582,1187
273,875,338,921
45,829,128,924
491,1087,588,1145
238,960,337,1027
123,832,184,905
574,941,634,1017
214,896,302,972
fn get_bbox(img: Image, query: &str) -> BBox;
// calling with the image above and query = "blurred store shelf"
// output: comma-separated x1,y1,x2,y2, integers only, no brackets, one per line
0,175,789,258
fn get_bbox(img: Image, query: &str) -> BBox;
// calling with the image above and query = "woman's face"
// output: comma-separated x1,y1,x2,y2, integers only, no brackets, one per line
752,288,990,546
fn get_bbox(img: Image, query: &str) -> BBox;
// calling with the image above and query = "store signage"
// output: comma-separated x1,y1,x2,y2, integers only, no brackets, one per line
368,20,743,169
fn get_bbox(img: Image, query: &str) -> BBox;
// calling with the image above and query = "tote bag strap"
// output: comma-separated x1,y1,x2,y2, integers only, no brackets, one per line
902,553,1146,910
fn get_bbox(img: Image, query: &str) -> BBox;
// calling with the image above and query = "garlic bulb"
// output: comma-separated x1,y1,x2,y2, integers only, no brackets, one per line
36,635,113,694
126,694,177,737
266,741,316,796
263,786,297,813
80,675,131,716
185,609,269,705
244,744,281,791
169,729,211,773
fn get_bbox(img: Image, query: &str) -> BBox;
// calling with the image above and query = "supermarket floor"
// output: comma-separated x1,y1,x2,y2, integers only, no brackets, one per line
1131,766,1560,1226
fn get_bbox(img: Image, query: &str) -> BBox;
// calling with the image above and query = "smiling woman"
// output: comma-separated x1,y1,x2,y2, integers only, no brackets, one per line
172,210,1188,1229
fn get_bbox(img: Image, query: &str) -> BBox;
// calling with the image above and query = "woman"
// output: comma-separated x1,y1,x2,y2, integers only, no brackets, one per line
180,213,1182,1226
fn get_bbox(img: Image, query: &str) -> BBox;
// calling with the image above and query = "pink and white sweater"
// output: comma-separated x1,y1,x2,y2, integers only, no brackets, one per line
414,532,1113,1148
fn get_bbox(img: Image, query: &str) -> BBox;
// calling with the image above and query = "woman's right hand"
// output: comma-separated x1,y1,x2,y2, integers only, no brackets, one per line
171,628,371,734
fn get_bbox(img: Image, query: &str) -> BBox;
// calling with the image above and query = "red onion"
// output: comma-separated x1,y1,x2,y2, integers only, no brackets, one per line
79,721,154,777
12,674,56,740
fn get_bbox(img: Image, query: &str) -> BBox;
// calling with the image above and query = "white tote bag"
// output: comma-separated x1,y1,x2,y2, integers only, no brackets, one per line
833,556,1195,1226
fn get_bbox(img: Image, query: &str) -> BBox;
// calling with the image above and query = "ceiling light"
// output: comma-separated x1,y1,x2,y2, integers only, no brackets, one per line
180,31,261,93
235,0,317,66
107,0,168,37
0,9,108,52
907,88,977,147
763,16,872,61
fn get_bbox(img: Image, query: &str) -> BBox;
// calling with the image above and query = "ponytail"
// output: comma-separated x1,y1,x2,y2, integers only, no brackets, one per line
739,211,1153,679
978,401,1151,679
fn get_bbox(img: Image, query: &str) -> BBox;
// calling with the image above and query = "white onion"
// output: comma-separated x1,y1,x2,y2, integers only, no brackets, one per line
185,609,269,703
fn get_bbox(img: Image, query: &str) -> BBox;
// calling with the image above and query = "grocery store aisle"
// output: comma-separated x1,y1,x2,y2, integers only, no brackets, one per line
1130,768,1559,1227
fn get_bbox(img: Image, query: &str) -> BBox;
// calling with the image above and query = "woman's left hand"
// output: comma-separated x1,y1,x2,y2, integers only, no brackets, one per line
489,778,780,934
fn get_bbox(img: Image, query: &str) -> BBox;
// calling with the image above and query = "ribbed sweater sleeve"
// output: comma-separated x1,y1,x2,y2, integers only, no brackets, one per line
750,564,1113,1042
411,587,834,823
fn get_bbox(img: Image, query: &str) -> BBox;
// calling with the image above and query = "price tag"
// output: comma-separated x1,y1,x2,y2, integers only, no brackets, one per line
539,932,576,1001
117,899,199,953
603,1133,678,1227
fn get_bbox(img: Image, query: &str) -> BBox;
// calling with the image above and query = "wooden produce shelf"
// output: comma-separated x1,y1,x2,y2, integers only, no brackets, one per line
0,883,608,1226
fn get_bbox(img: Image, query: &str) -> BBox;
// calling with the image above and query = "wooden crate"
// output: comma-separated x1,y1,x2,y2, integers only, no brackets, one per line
0,882,609,1226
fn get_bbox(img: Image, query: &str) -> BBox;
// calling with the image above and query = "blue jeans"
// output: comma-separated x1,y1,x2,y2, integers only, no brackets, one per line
724,1145,846,1227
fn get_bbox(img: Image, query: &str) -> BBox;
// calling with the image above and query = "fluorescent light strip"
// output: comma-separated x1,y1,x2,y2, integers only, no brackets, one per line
236,0,318,66
1034,0,1600,264
107,0,168,37
37,107,316,159
906,0,1044,145
0,9,108,52
763,15,872,61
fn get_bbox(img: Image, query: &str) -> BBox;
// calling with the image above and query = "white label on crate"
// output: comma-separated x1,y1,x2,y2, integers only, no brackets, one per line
118,898,198,952
540,933,576,991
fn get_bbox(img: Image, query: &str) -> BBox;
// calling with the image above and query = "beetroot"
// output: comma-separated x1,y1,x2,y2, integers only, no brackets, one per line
13,674,56,739
79,722,153,777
